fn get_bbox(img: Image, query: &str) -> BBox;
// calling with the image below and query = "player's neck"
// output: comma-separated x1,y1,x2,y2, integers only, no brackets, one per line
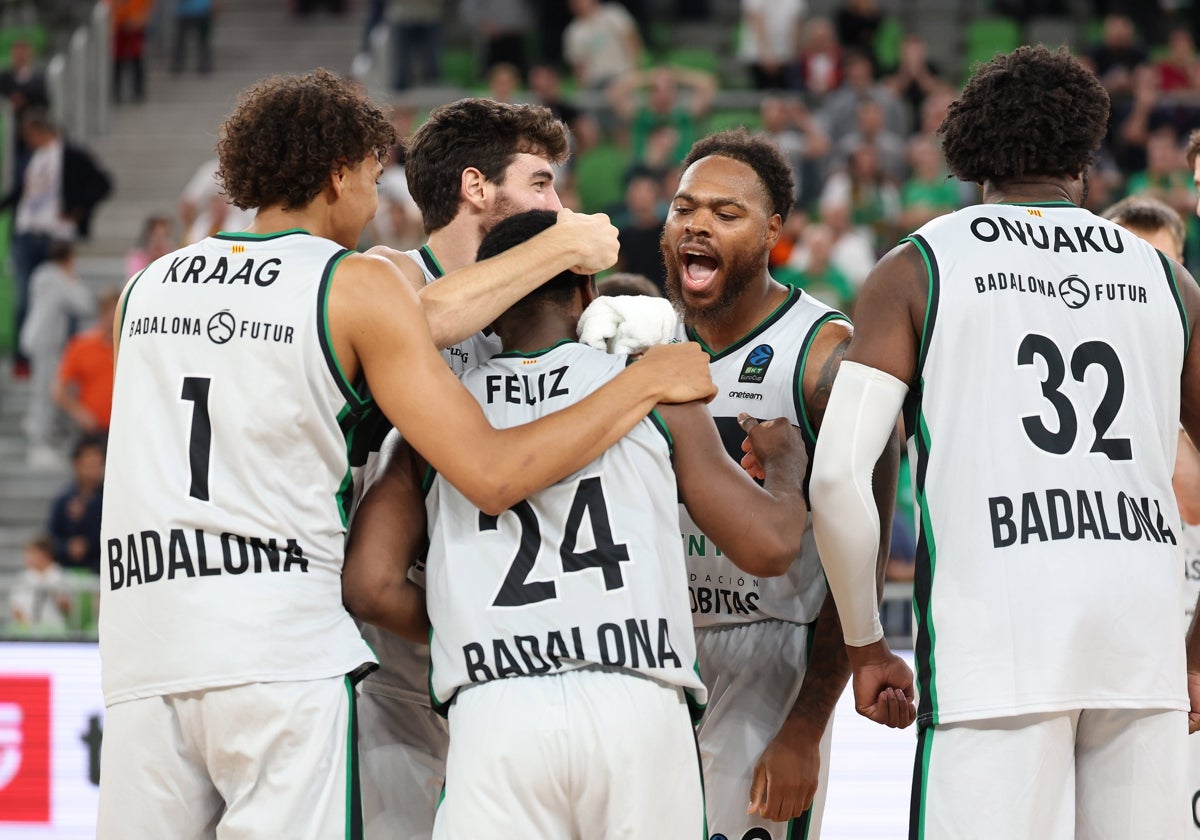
425,217,484,274
982,178,1082,207
688,276,790,354
249,205,347,246
496,310,578,355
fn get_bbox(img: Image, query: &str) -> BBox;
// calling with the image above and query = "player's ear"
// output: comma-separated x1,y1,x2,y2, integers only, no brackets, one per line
579,275,598,309
461,167,487,211
766,213,783,251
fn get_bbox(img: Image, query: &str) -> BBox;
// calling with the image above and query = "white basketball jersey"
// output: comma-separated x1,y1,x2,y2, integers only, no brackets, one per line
354,243,502,704
682,287,846,628
101,230,377,704
425,342,707,715
907,202,1188,727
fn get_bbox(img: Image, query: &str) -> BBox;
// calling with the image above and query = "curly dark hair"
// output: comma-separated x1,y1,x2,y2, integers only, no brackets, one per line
217,69,394,211
938,45,1110,185
680,128,795,221
406,99,570,233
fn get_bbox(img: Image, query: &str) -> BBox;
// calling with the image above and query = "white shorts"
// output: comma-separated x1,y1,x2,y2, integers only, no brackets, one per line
695,620,832,840
358,690,448,840
915,708,1187,840
97,676,362,840
434,667,704,840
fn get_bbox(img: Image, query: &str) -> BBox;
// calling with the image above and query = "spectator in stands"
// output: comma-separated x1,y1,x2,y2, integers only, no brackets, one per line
170,0,216,75
485,62,526,104
53,289,119,439
614,171,667,292
178,157,255,244
793,17,843,102
835,0,884,70
386,0,442,90
461,0,533,82
8,534,71,635
0,38,50,169
0,109,112,379
823,142,902,255
608,66,717,167
1155,26,1200,94
109,0,153,103
831,97,908,181
817,186,882,289
124,214,175,277
597,271,662,296
737,0,806,91
776,220,856,312
897,134,961,233
563,0,643,90
755,95,830,209
48,435,106,577
1125,125,1196,230
1089,14,1148,102
819,49,908,143
19,240,95,470
529,63,600,155
883,32,947,134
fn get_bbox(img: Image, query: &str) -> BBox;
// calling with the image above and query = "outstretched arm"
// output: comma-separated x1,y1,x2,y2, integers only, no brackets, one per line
369,209,621,350
661,405,808,577
331,254,717,516
343,436,430,643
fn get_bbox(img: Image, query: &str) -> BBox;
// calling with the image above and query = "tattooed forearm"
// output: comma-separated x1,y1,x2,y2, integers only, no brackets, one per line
808,336,850,431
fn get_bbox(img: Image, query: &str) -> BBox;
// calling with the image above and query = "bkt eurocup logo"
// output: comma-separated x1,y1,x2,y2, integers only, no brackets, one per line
207,310,237,344
1058,275,1090,310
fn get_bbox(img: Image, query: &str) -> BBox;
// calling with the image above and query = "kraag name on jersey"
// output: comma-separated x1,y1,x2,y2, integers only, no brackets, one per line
107,528,309,590
988,487,1177,548
161,254,282,286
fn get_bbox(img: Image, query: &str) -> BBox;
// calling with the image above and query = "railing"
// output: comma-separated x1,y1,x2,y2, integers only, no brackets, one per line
0,571,100,641
44,1,108,141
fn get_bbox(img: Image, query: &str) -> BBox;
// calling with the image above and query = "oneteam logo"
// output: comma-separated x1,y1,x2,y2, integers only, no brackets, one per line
1058,275,1090,310
207,310,237,344
0,677,51,823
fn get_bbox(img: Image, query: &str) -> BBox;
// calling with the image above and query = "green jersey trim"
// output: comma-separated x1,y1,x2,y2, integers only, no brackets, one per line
649,408,674,456
428,625,452,717
419,244,446,278
792,311,852,448
116,267,147,336
1161,250,1191,355
913,725,934,839
686,286,802,361
343,676,364,840
995,201,1077,208
319,249,373,409
913,400,940,727
212,228,310,241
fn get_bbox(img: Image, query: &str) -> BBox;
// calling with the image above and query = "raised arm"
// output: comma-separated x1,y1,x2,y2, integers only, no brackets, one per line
331,254,717,516
343,435,430,643
660,405,808,577
369,209,621,350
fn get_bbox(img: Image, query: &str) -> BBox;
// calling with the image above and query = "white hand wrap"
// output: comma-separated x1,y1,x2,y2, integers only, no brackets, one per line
577,295,680,355
810,361,908,646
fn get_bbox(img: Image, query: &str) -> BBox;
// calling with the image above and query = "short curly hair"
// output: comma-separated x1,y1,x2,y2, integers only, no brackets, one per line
680,128,795,221
217,69,394,211
938,45,1109,185
405,99,570,232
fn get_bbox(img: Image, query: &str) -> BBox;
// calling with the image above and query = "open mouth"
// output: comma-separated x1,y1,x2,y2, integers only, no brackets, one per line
681,250,720,294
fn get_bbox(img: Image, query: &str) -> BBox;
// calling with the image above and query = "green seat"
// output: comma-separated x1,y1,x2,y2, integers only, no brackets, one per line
441,47,477,88
663,47,719,76
0,24,48,64
574,144,631,214
706,109,763,134
875,18,904,73
963,17,1022,81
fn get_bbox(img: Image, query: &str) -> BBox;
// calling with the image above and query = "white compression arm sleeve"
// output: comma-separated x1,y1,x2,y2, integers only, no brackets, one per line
810,361,909,646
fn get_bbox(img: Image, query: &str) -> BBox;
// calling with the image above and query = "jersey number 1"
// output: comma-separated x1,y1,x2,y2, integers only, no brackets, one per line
181,376,212,500
481,476,631,607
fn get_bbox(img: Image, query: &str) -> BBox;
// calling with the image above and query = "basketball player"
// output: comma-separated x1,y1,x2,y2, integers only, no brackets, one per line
351,98,572,839
343,209,812,839
810,46,1200,838
1105,192,1200,838
660,129,901,839
96,70,716,839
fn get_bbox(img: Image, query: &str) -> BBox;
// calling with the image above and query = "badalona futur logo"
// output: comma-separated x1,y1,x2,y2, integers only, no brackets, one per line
207,310,237,344
1058,275,1090,310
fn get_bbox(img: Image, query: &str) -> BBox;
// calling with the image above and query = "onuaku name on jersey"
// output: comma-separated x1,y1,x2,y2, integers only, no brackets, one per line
988,487,1177,548
970,217,1125,253
461,615,684,683
107,529,309,591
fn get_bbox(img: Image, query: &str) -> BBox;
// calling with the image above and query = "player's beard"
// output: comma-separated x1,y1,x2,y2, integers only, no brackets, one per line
661,234,767,330
482,189,518,234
